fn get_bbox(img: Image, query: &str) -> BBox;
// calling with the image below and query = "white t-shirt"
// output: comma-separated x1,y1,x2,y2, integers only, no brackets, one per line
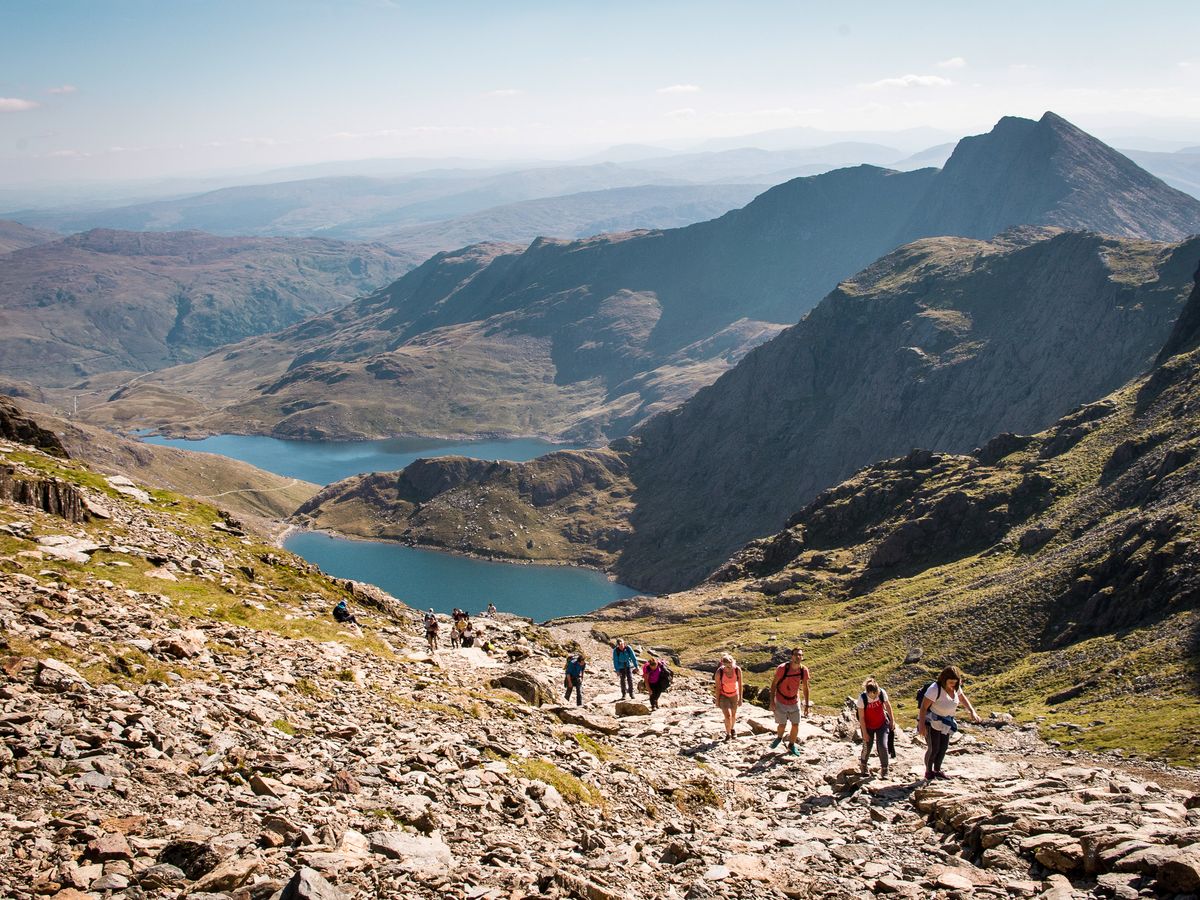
924,682,961,717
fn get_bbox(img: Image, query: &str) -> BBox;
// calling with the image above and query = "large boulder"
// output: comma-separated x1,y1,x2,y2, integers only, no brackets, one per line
488,668,559,706
548,705,620,735
279,867,350,900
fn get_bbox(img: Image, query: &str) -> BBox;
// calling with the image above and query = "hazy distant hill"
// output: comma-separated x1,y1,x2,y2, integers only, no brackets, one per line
382,184,767,260
1123,148,1200,200
86,113,1200,445
0,219,57,254
0,229,414,385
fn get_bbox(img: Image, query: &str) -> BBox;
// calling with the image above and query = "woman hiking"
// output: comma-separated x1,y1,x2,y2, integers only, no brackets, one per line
856,676,895,777
917,665,981,780
612,639,639,700
713,654,743,741
768,648,809,756
642,656,668,711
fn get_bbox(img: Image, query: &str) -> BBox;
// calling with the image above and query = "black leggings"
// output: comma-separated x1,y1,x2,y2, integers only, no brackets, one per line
565,675,582,705
649,683,665,709
925,727,950,772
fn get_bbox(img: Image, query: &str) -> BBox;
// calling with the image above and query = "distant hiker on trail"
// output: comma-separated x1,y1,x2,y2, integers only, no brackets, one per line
612,639,639,700
564,652,587,706
331,599,359,627
424,609,440,651
856,676,896,777
453,613,469,649
713,654,743,741
461,621,476,648
485,602,497,618
642,655,671,711
917,665,981,781
768,647,810,756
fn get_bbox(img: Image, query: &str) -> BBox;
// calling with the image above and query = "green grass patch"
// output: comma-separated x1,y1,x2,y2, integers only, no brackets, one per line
272,719,297,736
507,757,603,807
570,731,614,760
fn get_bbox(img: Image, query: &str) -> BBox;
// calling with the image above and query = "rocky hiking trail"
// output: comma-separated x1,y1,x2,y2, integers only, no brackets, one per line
2,435,1200,898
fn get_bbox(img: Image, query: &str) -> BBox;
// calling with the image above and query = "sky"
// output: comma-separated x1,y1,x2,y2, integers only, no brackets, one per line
2,0,1199,187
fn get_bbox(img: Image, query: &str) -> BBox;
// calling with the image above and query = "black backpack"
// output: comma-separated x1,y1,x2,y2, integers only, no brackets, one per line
915,682,941,717
657,665,673,691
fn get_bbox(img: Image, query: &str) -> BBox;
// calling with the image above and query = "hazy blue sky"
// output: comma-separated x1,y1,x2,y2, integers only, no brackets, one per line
2,0,1198,185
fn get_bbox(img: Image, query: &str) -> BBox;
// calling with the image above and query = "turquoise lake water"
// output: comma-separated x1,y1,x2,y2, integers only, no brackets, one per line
284,530,638,621
145,433,639,620
143,433,575,487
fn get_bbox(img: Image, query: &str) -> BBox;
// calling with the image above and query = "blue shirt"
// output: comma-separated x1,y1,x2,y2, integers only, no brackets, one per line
612,645,638,671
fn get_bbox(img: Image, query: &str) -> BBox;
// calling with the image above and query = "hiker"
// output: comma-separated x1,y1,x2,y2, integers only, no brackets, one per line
917,665,981,780
856,676,896,777
424,609,439,651
768,647,809,756
485,601,497,618
642,655,671,710
713,654,743,741
331,599,359,627
612,639,639,699
461,621,476,648
479,630,494,654
453,613,469,648
564,652,587,706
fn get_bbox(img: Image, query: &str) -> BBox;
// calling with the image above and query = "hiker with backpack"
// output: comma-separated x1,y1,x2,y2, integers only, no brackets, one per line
713,654,743,741
642,655,671,710
564,651,587,706
424,609,440,651
917,665,981,780
612,639,639,700
332,599,359,627
856,676,895,777
768,648,809,756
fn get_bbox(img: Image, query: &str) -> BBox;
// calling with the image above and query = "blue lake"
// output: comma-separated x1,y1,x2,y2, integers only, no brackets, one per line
145,433,639,620
143,433,577,486
284,530,638,621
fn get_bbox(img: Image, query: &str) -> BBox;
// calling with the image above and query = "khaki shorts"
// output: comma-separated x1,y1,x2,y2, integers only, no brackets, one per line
774,702,800,726
717,694,738,711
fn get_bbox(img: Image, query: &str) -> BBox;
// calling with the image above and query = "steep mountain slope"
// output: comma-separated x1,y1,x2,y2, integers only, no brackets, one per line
0,229,414,385
85,113,1200,443
899,113,1200,242
600,258,1200,764
293,231,1200,594
0,219,57,254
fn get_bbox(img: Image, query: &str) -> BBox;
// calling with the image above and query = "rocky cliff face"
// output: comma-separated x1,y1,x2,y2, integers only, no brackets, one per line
85,113,1200,442
0,229,416,385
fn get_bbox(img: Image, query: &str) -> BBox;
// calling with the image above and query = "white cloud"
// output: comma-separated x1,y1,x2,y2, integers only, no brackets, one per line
862,74,954,90
937,57,966,69
484,88,522,97
657,84,701,94
47,85,77,94
0,97,39,112
666,107,698,120
48,149,87,158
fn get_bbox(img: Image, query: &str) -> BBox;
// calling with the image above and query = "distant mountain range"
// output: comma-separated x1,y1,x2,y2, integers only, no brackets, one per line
0,220,57,254
84,113,1200,445
0,229,414,386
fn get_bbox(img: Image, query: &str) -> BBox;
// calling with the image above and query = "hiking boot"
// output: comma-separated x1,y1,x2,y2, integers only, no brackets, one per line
770,737,782,749
859,760,869,775
880,767,889,779
924,770,934,781
933,771,949,780
788,744,801,757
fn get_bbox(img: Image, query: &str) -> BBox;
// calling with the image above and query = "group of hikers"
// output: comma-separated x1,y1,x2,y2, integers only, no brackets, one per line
563,638,674,709
422,604,499,652
590,640,981,781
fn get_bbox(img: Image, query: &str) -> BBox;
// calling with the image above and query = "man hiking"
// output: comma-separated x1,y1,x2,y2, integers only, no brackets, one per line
768,647,809,756
856,676,895,777
564,651,587,706
612,639,639,700
423,609,440,652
